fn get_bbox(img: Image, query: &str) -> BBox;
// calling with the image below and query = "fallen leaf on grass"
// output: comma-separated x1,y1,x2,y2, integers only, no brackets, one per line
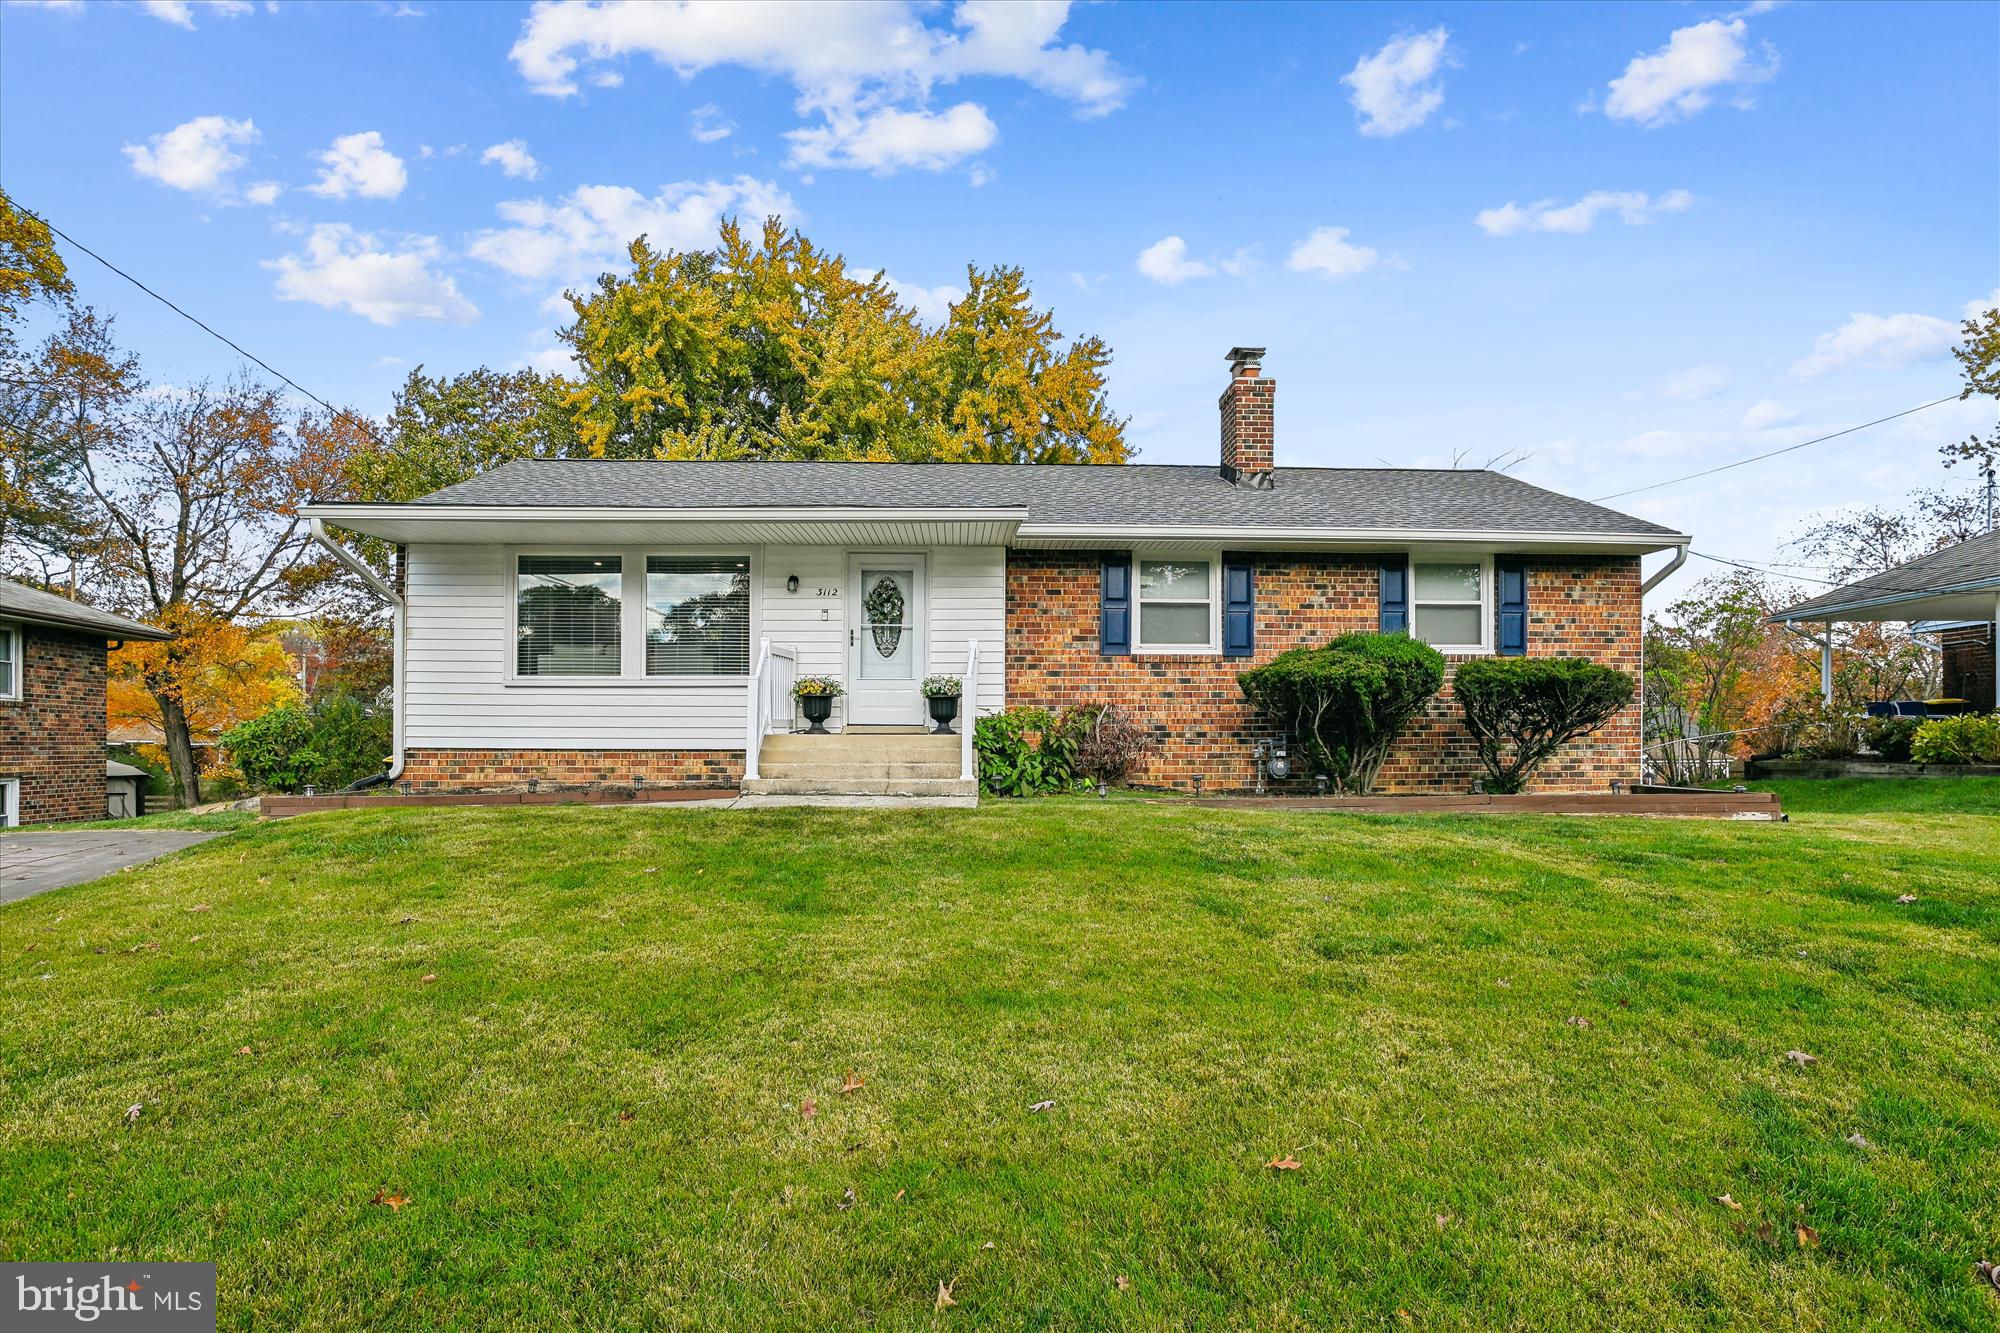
1712,1193,1743,1211
1115,1274,1131,1292
397,916,415,925
840,1070,865,1095
236,1046,252,1056
837,1187,856,1212
369,1190,410,1211
1435,1213,1451,1230
935,1279,956,1312
124,1104,143,1126
1565,1016,1591,1029
1795,1224,1819,1248
980,1241,995,1251
189,935,203,943
1895,894,1917,904
188,904,211,913
618,1109,634,1122
1029,1100,1056,1113
893,1188,905,1201
1756,1221,1776,1246
800,1098,817,1120
420,974,437,985
1975,1260,1998,1292
1266,1156,1301,1171
1846,1132,1872,1149
1784,1050,1818,1067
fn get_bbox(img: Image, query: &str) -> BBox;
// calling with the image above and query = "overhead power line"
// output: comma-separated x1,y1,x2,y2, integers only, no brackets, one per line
1594,394,1963,502
1688,550,1839,586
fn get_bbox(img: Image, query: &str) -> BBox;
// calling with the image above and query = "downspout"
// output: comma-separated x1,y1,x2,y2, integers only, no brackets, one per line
310,518,406,781
1639,544,1688,596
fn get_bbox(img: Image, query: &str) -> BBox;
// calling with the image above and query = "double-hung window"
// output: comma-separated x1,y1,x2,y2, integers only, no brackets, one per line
1410,560,1490,652
1136,557,1216,652
515,556,622,677
0,622,19,701
645,556,750,676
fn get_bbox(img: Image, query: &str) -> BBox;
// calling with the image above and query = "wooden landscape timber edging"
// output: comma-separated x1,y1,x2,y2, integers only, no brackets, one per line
260,788,737,819
1194,790,1785,820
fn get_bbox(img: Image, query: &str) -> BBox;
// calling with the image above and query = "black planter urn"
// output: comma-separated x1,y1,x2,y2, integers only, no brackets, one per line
927,693,961,735
799,694,835,734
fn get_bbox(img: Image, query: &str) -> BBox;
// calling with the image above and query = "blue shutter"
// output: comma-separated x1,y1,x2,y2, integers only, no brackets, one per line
1222,555,1254,658
1100,554,1131,655
1379,559,1409,633
1496,558,1527,656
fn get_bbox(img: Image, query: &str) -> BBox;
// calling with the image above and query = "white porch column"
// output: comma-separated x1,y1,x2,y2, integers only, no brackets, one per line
1820,622,1834,705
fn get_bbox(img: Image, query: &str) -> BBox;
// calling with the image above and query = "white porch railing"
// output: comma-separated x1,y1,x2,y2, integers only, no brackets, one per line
960,637,979,783
743,638,799,782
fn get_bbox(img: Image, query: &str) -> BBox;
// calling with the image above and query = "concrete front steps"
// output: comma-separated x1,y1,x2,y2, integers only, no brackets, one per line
739,732,977,806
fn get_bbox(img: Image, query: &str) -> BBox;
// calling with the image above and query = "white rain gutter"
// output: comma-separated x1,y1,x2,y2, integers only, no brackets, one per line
310,517,406,781
1639,544,1689,595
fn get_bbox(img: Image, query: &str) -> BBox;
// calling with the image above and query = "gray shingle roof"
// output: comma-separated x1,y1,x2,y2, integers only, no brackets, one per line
412,460,1683,538
1774,527,2000,620
0,578,172,641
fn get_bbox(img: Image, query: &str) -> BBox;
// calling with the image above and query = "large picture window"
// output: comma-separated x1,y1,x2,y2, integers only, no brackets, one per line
516,555,622,676
1411,561,1488,650
646,556,751,676
0,622,18,700
1137,557,1215,651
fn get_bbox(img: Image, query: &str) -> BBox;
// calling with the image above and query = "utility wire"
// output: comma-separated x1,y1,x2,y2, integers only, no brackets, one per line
1595,395,1962,501
15,204,398,455
1689,550,1839,586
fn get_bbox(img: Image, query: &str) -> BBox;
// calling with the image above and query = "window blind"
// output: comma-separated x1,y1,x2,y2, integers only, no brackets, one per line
645,556,750,676
516,555,622,676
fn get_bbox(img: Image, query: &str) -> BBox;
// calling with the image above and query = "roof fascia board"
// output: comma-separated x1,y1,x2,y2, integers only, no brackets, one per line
1773,574,2000,623
307,503,1032,525
1015,523,1689,547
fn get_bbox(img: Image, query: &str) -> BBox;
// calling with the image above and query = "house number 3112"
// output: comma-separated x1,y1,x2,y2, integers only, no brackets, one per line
815,587,839,597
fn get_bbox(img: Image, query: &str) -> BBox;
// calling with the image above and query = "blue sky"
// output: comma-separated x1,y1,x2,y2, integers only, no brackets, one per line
2,0,1995,599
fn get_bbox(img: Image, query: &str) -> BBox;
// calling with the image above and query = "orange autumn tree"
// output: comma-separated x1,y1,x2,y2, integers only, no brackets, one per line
107,612,300,776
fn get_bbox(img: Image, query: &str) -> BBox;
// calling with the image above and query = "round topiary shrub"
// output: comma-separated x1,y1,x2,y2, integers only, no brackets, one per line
1237,632,1447,793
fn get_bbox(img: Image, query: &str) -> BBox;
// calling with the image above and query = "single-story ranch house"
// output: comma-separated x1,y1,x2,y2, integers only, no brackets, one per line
1,577,172,826
308,349,1690,797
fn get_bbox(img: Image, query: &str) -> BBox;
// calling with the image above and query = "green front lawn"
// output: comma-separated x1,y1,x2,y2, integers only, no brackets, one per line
3,803,1996,1329
1733,776,2000,816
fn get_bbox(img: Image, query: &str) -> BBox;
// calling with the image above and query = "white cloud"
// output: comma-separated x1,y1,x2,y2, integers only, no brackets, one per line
690,104,735,143
481,139,542,181
139,0,252,28
1965,289,2000,321
873,271,963,326
1659,364,1731,400
1603,18,1778,127
1742,399,1801,430
266,224,478,326
1286,226,1382,279
307,131,408,200
508,1,1133,174
243,180,281,206
123,115,258,194
1135,236,1213,286
468,175,797,284
787,102,997,173
1475,189,1692,236
1790,312,1959,379
1342,27,1452,137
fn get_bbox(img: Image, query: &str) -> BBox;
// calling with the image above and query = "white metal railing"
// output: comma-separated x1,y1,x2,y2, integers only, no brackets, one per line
743,639,799,782
960,637,980,782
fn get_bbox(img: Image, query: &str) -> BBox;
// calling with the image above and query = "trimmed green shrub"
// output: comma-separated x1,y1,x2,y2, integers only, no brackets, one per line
1861,716,1923,763
1455,656,1635,794
1237,632,1446,793
1910,713,2000,765
223,695,392,793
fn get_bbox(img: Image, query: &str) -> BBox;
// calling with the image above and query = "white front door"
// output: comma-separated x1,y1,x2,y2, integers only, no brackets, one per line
847,554,926,727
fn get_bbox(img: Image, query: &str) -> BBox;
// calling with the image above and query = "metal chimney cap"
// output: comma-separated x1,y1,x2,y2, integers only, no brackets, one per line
1226,346,1266,369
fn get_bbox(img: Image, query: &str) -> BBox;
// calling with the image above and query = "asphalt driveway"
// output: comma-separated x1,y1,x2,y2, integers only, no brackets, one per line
0,830,220,904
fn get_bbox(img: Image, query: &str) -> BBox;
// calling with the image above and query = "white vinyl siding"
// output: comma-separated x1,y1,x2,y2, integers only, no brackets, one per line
403,542,1006,750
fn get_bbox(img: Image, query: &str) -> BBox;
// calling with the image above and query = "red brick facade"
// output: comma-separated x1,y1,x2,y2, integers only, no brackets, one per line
401,748,742,792
1,622,110,824
1005,551,1643,794
1940,623,1995,709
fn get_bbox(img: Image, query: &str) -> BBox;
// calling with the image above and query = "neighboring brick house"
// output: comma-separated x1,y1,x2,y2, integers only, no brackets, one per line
305,347,1689,798
0,579,172,826
1772,527,2000,714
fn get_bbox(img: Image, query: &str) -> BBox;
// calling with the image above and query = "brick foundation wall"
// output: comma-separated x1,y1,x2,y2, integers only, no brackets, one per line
1005,551,1643,793
400,748,743,792
1941,624,1995,709
1,623,110,824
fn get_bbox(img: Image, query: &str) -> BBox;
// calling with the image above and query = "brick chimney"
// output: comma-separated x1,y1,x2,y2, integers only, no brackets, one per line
1219,346,1274,488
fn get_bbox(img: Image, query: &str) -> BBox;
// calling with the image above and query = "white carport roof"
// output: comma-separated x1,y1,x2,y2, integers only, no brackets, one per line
1770,529,2000,625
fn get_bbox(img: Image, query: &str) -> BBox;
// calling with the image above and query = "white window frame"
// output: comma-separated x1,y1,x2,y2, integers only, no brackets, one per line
0,621,20,702
1,777,17,828
1132,549,1222,656
504,546,759,687
1406,553,1494,655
